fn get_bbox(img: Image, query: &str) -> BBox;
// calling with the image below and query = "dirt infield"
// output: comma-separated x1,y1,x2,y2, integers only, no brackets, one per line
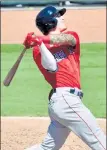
1,117,106,150
1,7,106,150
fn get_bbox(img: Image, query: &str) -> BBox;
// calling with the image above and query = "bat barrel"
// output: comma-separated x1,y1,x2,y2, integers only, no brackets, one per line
3,47,27,86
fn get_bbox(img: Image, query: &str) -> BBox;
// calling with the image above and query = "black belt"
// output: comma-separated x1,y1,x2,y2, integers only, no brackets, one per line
69,88,83,99
48,88,83,100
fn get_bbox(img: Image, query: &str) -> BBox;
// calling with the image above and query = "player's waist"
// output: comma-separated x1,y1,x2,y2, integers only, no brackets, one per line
49,87,83,100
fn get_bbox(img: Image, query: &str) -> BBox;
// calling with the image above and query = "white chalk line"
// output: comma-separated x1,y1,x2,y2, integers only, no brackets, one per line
1,117,106,121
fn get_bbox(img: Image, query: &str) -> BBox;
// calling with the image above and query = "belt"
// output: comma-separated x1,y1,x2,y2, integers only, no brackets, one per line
48,87,84,100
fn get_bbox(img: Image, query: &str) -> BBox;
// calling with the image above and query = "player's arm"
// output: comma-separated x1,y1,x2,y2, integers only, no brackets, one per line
39,42,58,72
31,33,76,47
37,33,76,46
50,34,76,46
23,32,76,48
23,32,57,72
36,34,76,47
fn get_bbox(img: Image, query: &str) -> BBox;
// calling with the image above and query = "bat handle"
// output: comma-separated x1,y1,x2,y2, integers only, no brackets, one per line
17,47,27,62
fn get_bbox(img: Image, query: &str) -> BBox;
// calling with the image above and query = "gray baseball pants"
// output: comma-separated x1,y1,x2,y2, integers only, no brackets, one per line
25,87,106,150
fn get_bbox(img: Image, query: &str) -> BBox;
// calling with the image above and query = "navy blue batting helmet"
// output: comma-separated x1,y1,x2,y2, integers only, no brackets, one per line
36,6,66,35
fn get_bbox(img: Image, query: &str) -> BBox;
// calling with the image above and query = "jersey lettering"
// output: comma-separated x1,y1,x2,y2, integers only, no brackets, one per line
53,50,66,62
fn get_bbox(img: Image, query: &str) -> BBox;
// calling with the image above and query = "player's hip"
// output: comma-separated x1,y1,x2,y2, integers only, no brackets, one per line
48,87,83,115
48,87,84,123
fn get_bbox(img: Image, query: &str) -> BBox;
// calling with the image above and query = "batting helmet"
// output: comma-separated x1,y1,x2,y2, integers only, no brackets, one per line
36,6,66,35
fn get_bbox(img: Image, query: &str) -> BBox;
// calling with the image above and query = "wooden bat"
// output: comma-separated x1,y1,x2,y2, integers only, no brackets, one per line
3,47,27,86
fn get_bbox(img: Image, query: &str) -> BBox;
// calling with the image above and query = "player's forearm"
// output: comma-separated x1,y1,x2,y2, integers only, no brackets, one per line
39,42,57,72
50,34,76,46
37,34,76,46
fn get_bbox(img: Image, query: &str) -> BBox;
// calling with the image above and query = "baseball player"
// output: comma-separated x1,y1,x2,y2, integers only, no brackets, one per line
23,6,106,150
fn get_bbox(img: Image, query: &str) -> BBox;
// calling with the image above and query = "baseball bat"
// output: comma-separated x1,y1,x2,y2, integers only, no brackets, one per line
3,47,27,86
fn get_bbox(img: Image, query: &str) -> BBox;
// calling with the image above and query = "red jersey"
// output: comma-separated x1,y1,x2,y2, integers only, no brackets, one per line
33,31,81,89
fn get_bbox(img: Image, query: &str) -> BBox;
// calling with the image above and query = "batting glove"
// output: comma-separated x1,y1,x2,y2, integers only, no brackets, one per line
23,32,35,49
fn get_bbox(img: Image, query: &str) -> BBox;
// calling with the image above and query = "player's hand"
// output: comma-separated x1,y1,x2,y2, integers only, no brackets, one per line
23,32,35,49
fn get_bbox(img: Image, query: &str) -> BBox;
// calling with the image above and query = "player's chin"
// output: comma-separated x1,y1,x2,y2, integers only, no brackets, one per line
60,27,67,32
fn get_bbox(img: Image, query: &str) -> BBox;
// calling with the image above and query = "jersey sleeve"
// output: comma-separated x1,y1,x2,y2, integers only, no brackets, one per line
33,46,43,71
32,46,49,76
33,46,40,59
67,31,80,55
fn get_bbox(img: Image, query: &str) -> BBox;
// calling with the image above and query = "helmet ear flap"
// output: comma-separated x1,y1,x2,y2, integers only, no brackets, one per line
41,18,57,35
48,18,57,29
36,17,57,35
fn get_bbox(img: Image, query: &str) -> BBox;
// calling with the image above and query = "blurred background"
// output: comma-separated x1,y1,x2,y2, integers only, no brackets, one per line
1,0,107,8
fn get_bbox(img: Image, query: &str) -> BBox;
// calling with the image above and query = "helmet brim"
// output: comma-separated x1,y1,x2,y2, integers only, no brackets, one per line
57,8,66,16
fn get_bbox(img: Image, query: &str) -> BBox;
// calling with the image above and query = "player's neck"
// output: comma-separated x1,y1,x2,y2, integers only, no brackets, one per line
49,29,61,35
49,27,67,35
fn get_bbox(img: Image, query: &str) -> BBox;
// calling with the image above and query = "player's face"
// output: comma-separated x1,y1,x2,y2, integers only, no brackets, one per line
56,16,67,32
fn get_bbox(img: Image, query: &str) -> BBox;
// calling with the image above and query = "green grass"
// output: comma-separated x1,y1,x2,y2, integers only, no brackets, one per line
1,43,106,117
